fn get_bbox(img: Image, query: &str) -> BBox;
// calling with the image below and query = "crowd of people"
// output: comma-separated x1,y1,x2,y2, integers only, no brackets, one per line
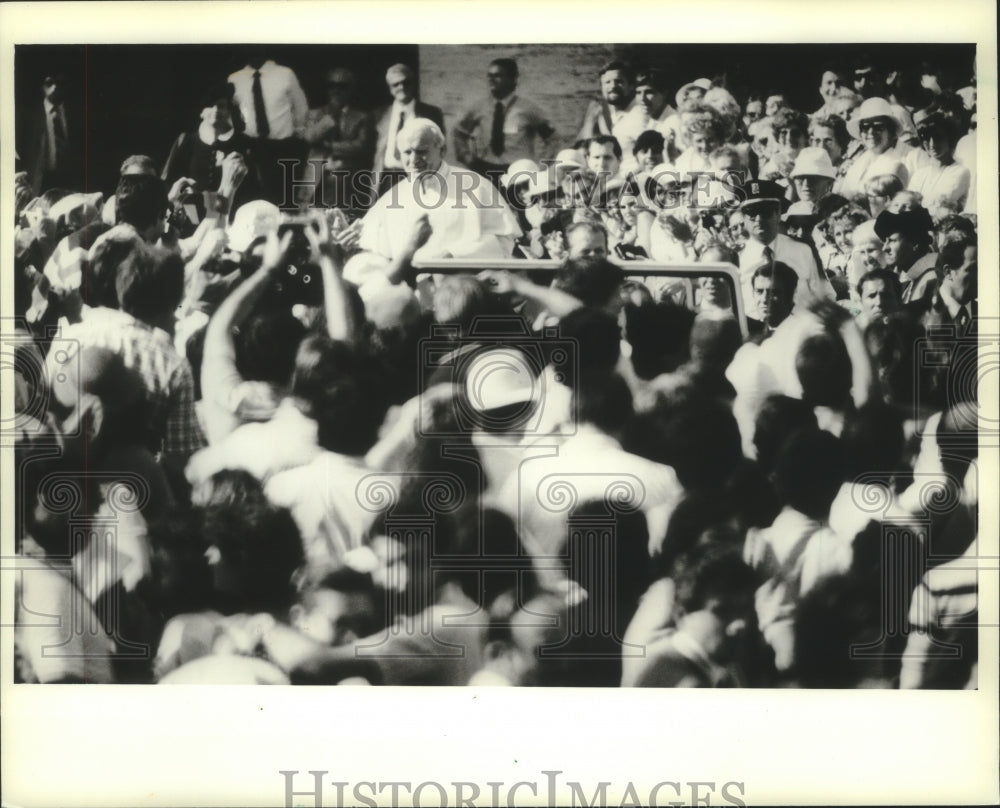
11,49,981,687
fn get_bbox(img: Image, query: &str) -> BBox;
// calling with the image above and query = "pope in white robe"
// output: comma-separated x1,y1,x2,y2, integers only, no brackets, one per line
344,117,521,285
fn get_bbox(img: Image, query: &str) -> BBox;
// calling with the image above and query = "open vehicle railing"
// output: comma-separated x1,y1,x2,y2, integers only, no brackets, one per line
412,259,748,338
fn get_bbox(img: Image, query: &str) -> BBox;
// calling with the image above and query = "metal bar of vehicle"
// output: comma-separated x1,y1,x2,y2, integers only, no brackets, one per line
411,260,748,338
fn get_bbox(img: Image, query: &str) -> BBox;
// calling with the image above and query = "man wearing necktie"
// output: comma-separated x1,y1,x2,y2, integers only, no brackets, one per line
454,57,555,187
373,63,445,198
735,178,834,316
906,234,979,423
228,50,309,208
22,73,84,196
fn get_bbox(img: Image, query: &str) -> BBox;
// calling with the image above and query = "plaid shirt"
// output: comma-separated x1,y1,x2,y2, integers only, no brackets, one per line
47,307,205,458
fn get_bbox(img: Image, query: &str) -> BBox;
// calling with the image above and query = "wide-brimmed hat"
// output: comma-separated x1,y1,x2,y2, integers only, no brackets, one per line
847,97,902,139
816,193,851,221
500,159,540,190
525,168,560,200
464,348,540,413
675,78,712,107
874,208,934,246
48,192,104,235
790,147,837,180
782,200,818,224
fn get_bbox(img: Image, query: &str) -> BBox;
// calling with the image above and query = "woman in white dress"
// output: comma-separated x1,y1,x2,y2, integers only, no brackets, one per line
836,97,912,203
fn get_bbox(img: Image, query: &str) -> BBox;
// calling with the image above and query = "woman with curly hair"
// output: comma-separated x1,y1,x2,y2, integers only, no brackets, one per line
759,107,810,180
673,103,729,177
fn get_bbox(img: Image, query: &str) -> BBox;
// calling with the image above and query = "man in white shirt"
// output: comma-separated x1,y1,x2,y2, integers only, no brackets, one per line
453,57,555,182
493,375,683,591
576,60,636,141
345,118,521,286
228,51,309,206
736,178,834,313
372,63,445,195
613,69,678,160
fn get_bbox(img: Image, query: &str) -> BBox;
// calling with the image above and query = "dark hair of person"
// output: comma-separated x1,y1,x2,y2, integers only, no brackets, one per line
856,268,903,300
627,395,743,491
140,511,214,619
753,393,819,473
935,233,976,280
599,60,635,83
235,308,307,387
772,427,845,519
490,57,518,78
796,331,854,410
557,306,621,388
587,134,623,160
770,107,810,137
115,173,169,233
671,541,757,618
751,260,799,296
811,115,852,151
567,498,651,637
555,256,622,307
624,300,697,380
573,372,634,435
115,246,184,324
196,469,305,615
793,573,889,687
290,334,389,456
84,234,143,309
841,400,905,482
935,214,976,244
633,128,666,156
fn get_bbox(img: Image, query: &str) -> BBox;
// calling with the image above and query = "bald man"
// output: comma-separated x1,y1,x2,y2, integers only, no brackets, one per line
373,63,445,194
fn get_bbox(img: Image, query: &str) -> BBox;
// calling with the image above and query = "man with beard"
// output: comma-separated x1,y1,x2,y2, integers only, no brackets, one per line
577,60,637,141
613,68,678,160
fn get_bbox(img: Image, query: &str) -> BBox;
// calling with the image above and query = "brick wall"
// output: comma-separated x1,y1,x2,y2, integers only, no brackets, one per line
419,44,616,163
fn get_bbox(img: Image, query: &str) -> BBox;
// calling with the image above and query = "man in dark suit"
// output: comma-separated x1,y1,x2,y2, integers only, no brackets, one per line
372,63,444,196
21,73,85,196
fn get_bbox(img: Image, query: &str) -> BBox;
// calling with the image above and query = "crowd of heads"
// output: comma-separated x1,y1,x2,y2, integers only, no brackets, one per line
10,46,981,688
